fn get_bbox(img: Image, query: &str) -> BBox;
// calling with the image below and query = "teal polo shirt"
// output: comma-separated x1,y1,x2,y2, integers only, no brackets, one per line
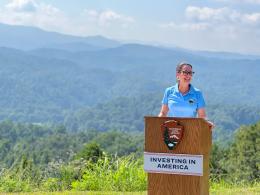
162,84,205,117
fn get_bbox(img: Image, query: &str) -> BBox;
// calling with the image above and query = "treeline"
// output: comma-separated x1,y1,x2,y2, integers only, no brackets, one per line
0,120,145,192
64,94,260,144
0,120,143,168
0,120,259,192
210,121,259,182
1,91,260,144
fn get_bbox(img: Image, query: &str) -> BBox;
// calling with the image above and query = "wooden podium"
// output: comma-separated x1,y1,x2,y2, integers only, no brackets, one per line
144,116,212,195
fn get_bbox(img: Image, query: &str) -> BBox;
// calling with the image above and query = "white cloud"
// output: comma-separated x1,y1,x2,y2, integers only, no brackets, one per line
5,0,38,12
168,6,260,28
0,0,67,29
243,13,260,25
83,9,135,27
159,6,260,54
185,6,241,24
0,1,135,37
160,22,209,31
216,0,260,4
243,0,260,3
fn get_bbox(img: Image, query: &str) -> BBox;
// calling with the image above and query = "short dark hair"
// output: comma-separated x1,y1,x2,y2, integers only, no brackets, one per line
176,62,193,73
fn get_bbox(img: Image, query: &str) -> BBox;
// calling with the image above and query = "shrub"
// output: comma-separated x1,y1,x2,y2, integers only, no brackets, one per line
71,155,147,191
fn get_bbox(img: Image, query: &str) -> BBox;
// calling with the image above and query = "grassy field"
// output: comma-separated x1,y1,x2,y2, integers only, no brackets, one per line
0,192,146,195
0,187,259,195
0,183,259,195
210,183,260,195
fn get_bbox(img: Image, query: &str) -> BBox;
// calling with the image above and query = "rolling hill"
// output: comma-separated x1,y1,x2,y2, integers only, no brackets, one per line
0,23,260,142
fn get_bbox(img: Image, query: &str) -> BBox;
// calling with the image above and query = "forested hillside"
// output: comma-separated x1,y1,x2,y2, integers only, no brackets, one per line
0,119,258,192
0,23,260,141
64,95,260,143
0,120,143,168
0,45,259,142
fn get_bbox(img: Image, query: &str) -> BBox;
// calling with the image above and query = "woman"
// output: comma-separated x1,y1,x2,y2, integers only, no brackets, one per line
158,62,206,118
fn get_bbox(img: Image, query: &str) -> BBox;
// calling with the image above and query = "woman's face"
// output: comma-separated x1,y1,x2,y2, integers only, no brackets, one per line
177,65,193,85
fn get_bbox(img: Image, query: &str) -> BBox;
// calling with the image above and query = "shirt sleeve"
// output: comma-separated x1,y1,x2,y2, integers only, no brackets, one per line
162,88,169,105
197,91,206,109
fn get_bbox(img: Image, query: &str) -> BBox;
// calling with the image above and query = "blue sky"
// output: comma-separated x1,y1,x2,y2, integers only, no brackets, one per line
0,0,260,54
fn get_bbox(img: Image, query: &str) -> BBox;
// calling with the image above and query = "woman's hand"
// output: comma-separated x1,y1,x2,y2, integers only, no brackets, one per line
206,120,215,131
158,104,169,117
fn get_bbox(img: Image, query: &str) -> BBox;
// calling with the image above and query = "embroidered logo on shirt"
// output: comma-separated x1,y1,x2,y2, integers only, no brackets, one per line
188,99,195,104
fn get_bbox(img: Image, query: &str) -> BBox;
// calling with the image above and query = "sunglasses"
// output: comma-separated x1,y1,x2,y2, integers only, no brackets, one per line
180,71,195,76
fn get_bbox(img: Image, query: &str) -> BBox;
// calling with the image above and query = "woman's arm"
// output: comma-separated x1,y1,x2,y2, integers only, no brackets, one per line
158,104,169,117
197,108,206,118
198,108,215,129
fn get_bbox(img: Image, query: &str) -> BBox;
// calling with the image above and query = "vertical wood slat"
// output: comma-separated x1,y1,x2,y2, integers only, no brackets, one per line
144,116,212,195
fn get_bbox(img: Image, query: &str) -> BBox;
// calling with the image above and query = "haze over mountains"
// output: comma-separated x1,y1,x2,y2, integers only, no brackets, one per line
0,23,120,51
0,23,260,141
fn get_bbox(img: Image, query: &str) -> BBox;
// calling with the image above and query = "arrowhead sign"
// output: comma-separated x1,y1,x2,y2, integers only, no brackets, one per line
161,120,184,150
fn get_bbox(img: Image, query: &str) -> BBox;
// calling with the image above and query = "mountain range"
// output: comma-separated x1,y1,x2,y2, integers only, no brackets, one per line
0,23,120,51
0,23,260,141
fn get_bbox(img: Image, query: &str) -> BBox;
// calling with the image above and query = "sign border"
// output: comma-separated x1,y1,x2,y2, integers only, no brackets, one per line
144,152,203,176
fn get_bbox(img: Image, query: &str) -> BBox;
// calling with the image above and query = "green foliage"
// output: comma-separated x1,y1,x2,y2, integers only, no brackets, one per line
207,104,260,142
64,95,260,143
224,122,260,182
40,159,87,192
210,143,228,181
0,154,41,192
64,93,161,132
0,177,31,192
42,178,61,192
0,119,259,193
71,155,147,191
0,120,145,192
75,142,103,163
210,120,260,184
0,191,147,195
0,121,144,168
210,179,260,194
1,46,260,142
92,130,144,156
0,121,79,167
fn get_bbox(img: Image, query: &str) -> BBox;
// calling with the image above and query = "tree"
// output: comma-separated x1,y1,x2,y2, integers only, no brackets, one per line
210,143,228,181
225,121,260,182
75,142,103,163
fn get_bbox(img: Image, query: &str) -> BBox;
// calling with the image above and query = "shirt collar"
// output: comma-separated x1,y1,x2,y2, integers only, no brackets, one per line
174,83,195,95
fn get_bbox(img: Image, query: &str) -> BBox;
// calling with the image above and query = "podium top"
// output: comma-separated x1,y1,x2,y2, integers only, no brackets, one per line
144,116,212,154
144,116,212,134
144,116,208,122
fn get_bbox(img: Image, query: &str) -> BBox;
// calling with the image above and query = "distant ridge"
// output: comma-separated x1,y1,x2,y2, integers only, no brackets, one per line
0,23,121,50
1,23,260,59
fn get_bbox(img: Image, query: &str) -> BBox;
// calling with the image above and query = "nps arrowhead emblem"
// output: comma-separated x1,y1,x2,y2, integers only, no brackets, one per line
161,120,184,150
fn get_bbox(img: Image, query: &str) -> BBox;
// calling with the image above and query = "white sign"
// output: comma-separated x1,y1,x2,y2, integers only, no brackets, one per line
144,152,203,176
